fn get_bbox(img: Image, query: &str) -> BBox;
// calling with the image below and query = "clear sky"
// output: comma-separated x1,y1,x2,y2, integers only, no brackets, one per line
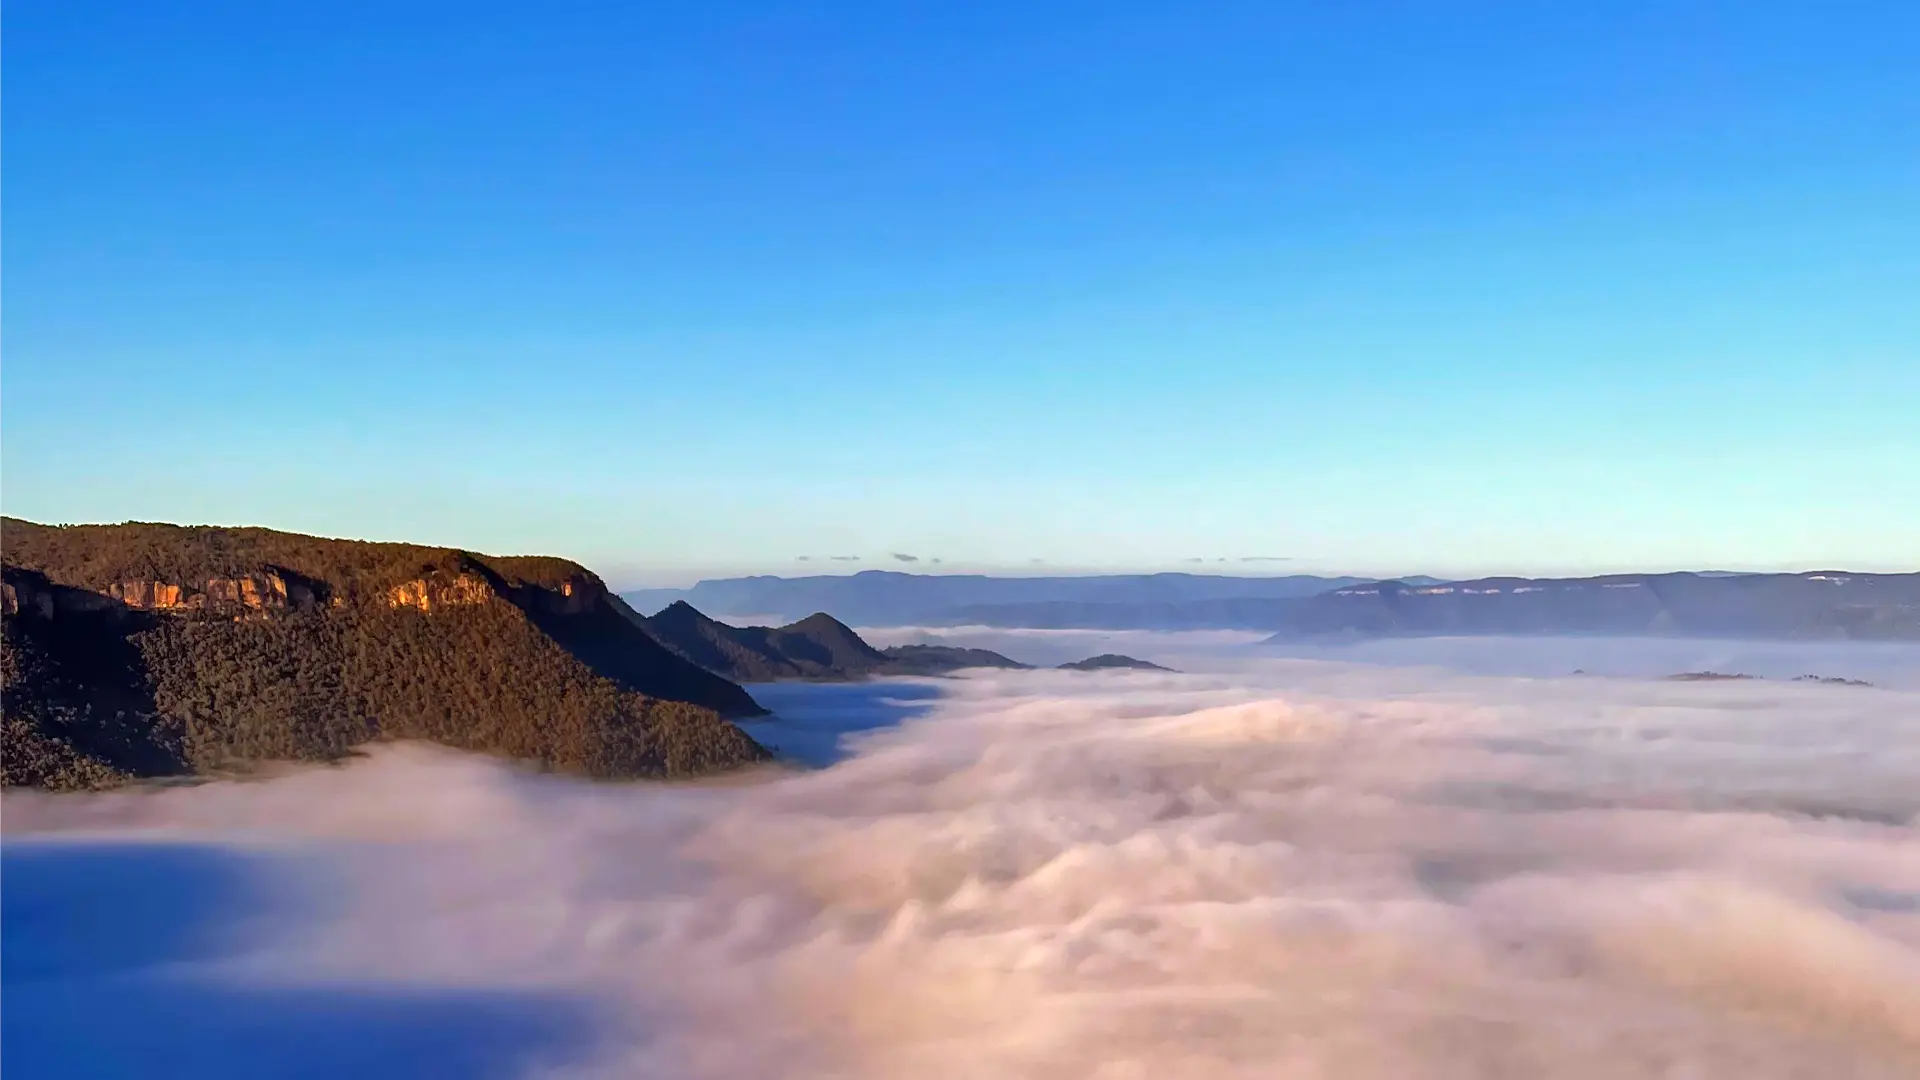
6,2,1917,586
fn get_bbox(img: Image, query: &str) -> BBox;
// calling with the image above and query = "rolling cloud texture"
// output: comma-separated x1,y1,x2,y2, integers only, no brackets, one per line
6,641,1917,1078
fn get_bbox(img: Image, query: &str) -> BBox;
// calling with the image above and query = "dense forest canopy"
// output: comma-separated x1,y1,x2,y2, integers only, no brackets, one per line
1,518,769,790
2,517,594,601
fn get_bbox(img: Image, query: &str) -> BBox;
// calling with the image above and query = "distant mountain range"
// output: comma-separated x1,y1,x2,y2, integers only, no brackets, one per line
1258,572,1919,640
634,601,1021,679
623,570,1438,626
624,570,1920,639
1058,654,1175,672
628,602,1161,680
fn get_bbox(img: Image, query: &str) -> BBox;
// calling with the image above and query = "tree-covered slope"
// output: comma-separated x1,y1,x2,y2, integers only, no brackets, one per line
1,519,770,789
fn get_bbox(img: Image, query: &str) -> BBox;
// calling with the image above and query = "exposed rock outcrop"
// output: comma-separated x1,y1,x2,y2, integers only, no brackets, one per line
387,573,495,612
1,518,771,789
108,571,323,613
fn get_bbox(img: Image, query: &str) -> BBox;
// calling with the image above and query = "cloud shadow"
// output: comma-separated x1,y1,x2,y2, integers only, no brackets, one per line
734,680,944,767
2,842,599,1080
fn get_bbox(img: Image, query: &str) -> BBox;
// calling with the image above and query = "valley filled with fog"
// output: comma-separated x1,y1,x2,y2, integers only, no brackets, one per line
7,635,1919,1079
868,626,1920,688
13,2,1916,1076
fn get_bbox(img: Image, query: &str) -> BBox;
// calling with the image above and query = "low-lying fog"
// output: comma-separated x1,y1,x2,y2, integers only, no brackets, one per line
870,625,1920,688
6,636,1918,1078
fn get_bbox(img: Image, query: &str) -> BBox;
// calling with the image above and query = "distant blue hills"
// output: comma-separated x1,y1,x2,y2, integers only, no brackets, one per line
623,570,1430,627
622,569,1920,640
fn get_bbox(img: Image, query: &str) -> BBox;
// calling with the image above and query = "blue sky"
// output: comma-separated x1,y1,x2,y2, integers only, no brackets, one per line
6,2,1917,586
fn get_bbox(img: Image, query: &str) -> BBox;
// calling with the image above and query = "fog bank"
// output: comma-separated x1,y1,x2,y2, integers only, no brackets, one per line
7,651,1919,1078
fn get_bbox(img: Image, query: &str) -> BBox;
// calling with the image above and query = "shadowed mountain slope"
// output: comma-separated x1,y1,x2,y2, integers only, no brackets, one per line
633,603,1033,680
638,602,889,680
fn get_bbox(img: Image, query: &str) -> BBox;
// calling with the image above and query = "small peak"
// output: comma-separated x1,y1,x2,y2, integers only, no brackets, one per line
786,611,856,633
656,599,712,620
1058,654,1175,672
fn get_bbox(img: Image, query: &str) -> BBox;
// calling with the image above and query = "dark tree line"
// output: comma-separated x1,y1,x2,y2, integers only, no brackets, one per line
3,517,591,600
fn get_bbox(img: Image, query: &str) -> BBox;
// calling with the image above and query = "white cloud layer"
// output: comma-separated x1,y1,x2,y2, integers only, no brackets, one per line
7,644,1919,1078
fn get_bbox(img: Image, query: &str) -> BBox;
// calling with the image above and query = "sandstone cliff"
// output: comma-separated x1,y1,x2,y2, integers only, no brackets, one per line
1,518,769,789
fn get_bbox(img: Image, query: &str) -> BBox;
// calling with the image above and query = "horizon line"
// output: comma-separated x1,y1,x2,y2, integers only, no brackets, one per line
611,564,1919,592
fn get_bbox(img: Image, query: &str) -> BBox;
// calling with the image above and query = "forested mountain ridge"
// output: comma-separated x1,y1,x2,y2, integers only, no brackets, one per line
635,601,891,680
633,601,1012,680
1,519,769,791
629,601,1132,680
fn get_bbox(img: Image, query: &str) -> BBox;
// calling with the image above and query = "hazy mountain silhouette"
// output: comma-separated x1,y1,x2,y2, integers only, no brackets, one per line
636,602,887,679
636,569,1920,638
1259,572,1920,640
1057,654,1175,672
632,602,1030,680
623,570,1397,625
879,643,1032,674
625,569,1915,638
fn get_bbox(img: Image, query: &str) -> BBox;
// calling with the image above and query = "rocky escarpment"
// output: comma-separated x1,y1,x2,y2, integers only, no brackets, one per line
1,518,769,790
4,569,328,618
386,573,491,612
116,571,324,613
385,567,612,617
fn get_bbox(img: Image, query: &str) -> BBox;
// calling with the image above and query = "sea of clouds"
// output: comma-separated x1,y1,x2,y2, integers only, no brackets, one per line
5,637,1919,1078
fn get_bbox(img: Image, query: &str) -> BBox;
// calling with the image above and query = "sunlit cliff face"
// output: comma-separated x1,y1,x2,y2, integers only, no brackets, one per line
384,573,497,612
3,572,318,617
7,649,1918,1080
2,564,607,619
